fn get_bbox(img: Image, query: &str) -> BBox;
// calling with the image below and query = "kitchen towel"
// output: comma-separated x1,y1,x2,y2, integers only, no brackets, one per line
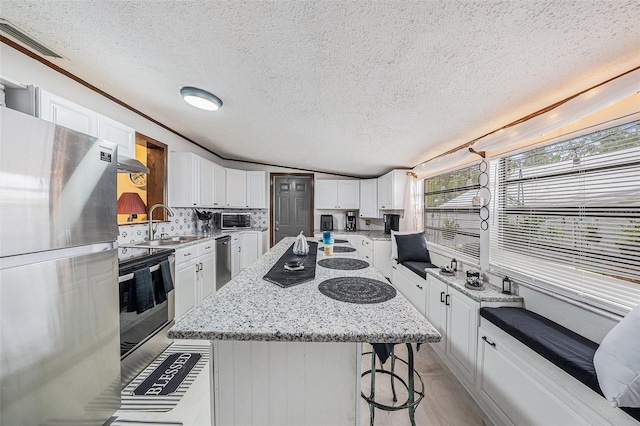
372,343,421,364
132,267,155,314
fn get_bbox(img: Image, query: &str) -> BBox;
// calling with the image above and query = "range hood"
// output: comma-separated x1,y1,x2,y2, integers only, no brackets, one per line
117,156,150,174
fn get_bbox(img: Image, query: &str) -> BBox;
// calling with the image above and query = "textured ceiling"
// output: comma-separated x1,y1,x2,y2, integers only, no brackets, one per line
1,1,639,177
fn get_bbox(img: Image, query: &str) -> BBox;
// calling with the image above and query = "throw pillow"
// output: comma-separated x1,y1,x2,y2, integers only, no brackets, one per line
594,304,640,408
394,233,431,263
390,230,424,260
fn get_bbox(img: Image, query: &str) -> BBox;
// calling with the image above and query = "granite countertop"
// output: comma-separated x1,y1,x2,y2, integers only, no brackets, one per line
313,229,391,241
425,269,524,303
168,237,440,343
119,227,268,252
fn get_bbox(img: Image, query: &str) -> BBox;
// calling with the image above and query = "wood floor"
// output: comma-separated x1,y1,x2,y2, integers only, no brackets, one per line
360,343,485,426
114,341,485,426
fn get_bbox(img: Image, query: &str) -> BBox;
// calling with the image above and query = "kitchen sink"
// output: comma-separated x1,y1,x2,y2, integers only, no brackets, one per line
167,236,205,242
122,235,208,248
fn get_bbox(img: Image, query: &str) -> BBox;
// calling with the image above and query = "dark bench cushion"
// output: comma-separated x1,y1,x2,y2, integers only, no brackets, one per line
401,261,438,280
480,307,640,422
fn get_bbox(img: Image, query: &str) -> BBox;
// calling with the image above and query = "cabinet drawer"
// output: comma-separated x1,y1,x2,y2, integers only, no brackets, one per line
175,247,198,265
361,238,372,249
198,240,215,257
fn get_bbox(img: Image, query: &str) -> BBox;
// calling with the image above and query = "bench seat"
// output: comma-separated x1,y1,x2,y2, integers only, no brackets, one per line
400,261,437,279
480,306,640,422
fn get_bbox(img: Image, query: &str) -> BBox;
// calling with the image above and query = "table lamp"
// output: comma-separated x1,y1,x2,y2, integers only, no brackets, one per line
118,192,146,222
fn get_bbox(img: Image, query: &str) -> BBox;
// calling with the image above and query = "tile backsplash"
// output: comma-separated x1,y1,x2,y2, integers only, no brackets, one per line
117,208,268,245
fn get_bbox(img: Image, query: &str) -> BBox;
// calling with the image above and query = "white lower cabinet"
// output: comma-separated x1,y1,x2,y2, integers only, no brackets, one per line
197,241,216,302
426,274,479,388
372,240,392,279
391,263,427,316
174,241,216,320
240,231,259,270
476,324,592,426
230,234,241,279
175,255,197,321
350,235,374,263
230,230,264,278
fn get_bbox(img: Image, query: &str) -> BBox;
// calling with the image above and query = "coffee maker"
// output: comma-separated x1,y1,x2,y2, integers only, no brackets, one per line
383,214,400,234
345,211,357,232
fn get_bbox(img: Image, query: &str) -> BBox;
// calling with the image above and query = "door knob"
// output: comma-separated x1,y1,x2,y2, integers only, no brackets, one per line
276,227,280,231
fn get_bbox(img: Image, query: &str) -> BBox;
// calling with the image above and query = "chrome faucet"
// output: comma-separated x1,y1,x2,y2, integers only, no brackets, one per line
148,204,175,240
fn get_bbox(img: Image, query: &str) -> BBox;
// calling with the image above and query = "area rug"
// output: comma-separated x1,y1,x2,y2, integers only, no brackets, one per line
120,343,209,412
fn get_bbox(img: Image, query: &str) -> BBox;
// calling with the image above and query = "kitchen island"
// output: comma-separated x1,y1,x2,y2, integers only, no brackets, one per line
168,237,440,426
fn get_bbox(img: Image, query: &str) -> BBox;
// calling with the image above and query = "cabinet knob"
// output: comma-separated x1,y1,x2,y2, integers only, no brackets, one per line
440,291,445,303
416,284,423,290
445,294,450,306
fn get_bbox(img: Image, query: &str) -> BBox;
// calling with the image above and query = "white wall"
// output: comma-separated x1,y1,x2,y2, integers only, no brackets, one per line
0,44,223,164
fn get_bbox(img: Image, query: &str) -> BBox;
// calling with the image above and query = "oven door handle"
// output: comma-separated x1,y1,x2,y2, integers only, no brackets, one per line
118,264,161,283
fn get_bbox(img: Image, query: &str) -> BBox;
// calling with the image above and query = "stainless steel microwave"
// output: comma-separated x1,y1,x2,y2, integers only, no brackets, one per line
214,212,252,229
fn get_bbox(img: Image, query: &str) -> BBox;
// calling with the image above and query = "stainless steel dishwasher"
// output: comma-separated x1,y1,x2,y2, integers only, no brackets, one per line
216,236,232,289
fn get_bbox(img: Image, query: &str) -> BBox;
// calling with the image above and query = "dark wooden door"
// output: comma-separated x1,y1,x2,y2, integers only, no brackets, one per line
273,175,312,245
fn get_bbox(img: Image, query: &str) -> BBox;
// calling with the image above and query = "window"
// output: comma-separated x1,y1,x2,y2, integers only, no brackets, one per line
424,164,481,259
490,120,640,314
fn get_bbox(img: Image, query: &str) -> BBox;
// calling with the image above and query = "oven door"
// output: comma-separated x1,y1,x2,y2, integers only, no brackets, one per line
118,251,175,387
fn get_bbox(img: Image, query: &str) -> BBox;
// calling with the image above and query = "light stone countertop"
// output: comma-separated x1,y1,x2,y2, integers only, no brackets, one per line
313,229,391,241
168,237,441,343
425,269,524,303
119,227,268,252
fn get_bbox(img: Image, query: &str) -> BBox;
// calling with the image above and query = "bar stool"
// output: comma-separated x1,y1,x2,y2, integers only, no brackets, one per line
361,343,425,426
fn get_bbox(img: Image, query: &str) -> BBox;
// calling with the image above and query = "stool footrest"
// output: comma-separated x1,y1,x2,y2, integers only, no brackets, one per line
361,344,424,426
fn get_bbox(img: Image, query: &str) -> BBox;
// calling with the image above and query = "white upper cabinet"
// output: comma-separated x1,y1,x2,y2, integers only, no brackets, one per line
38,89,136,159
315,180,360,209
169,152,199,207
39,89,99,137
359,179,378,218
246,171,267,208
98,115,136,159
169,152,225,208
377,169,409,210
225,168,247,208
199,158,216,207
315,180,338,209
213,162,226,208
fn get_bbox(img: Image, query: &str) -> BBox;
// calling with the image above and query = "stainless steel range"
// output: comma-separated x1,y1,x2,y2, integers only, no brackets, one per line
118,247,175,387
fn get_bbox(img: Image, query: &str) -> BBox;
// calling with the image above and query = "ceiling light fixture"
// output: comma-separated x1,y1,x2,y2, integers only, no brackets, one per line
180,86,223,111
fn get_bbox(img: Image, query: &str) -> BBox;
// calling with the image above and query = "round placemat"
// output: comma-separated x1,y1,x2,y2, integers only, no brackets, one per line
319,246,356,253
318,258,369,270
318,277,396,304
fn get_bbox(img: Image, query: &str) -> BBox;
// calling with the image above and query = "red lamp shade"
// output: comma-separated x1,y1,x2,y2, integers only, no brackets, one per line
118,192,146,221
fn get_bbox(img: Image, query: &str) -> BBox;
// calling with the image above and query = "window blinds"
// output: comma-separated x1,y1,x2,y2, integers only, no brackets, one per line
490,120,640,314
424,164,481,259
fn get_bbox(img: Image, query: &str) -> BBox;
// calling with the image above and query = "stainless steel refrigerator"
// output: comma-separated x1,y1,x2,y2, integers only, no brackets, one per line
0,107,121,425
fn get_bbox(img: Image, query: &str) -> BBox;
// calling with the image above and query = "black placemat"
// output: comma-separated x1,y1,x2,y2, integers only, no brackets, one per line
319,246,356,253
318,258,369,270
263,242,318,288
318,277,396,304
